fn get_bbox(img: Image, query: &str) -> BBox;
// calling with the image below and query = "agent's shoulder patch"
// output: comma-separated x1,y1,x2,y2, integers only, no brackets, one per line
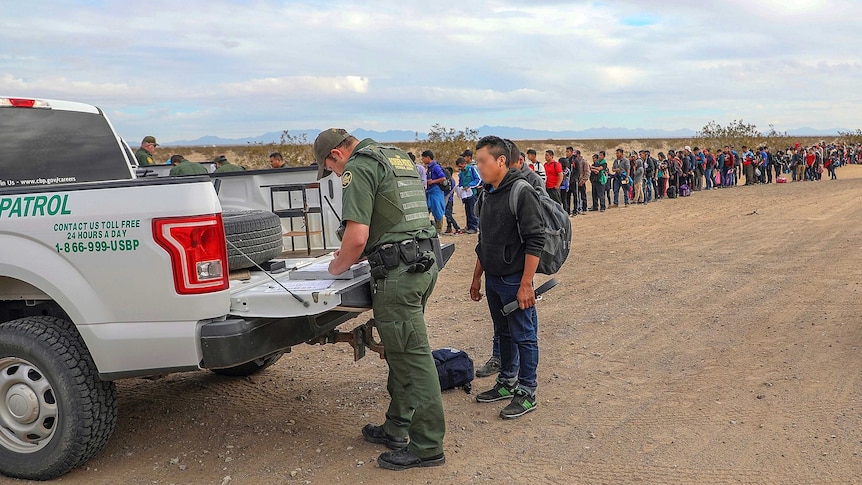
341,170,353,189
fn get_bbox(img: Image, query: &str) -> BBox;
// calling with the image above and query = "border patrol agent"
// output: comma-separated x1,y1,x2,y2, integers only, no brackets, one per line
135,135,158,166
213,155,243,173
168,155,208,176
314,128,446,471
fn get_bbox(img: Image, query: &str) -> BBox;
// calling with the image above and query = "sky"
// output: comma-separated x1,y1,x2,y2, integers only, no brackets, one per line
2,0,860,143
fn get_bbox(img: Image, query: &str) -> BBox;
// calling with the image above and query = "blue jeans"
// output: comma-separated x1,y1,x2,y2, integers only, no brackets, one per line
722,168,733,187
612,177,629,205
643,178,653,202
463,195,478,231
444,198,460,231
485,272,539,394
705,168,714,189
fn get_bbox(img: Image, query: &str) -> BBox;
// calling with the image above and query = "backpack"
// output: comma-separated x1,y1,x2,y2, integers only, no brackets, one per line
440,177,452,193
432,348,473,393
667,185,678,199
679,184,691,197
508,179,571,275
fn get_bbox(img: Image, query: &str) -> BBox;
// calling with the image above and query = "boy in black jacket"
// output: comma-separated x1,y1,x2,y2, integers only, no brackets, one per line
470,136,545,419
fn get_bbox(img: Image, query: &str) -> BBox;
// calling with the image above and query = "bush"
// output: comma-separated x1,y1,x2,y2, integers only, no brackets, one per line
837,129,862,145
242,130,313,169
695,119,763,150
415,124,479,167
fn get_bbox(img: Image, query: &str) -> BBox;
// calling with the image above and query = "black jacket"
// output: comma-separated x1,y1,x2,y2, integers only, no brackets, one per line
475,169,545,277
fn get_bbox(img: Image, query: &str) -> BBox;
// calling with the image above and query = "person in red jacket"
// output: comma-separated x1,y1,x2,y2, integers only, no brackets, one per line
543,149,563,205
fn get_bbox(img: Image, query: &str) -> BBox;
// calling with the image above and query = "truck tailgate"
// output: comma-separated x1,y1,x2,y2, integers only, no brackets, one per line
228,253,372,318
227,243,454,319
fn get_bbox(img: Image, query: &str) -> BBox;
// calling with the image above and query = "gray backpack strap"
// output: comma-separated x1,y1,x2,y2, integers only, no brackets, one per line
508,179,531,243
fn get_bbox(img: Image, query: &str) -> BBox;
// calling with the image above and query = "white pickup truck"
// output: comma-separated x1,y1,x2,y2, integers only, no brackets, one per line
0,97,452,480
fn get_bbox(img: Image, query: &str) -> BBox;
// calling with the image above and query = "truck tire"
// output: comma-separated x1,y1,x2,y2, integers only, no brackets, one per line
222,210,284,270
0,316,118,481
211,351,285,377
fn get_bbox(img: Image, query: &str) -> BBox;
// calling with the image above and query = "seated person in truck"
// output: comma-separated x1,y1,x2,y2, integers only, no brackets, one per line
269,152,286,169
168,155,208,176
135,135,158,166
213,155,243,173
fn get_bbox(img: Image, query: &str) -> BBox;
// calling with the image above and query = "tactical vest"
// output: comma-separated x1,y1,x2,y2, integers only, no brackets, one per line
352,145,435,252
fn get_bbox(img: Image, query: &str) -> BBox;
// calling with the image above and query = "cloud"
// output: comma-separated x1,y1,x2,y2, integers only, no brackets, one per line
223,75,370,96
0,74,137,98
2,0,861,142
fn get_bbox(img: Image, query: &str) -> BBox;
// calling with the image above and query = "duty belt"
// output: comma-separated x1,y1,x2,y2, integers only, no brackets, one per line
367,237,438,279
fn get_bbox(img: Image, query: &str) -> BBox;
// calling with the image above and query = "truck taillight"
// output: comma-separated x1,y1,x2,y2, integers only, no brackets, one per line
153,214,229,294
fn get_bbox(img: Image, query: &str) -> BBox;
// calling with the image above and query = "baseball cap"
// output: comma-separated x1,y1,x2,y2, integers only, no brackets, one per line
684,145,692,151
460,149,473,157
143,135,159,146
213,155,227,163
313,128,351,179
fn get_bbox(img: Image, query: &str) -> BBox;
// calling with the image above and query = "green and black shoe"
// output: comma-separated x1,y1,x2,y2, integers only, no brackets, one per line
475,382,516,403
500,390,537,419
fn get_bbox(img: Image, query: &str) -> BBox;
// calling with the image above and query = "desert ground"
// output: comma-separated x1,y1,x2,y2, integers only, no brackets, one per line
9,165,862,485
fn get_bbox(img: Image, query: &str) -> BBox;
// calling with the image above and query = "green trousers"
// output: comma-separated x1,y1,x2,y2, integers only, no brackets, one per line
372,263,445,458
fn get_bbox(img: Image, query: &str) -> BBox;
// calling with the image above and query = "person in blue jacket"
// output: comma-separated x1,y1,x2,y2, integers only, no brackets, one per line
421,150,447,234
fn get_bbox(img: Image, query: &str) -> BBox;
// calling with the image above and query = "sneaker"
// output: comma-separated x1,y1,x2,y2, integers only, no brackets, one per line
500,390,537,419
377,448,445,471
465,228,478,234
443,228,453,235
475,357,500,378
362,424,408,450
454,229,463,235
476,382,516,403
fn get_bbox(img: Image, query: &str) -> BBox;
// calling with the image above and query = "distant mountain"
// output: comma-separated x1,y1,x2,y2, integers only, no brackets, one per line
163,125,847,146
165,128,418,146
785,127,845,137
475,125,697,140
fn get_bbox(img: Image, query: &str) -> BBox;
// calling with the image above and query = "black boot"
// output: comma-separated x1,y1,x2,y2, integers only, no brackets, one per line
377,448,445,470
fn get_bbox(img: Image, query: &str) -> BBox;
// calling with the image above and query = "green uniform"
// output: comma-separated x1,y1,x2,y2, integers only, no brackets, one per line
169,160,209,176
341,138,444,459
214,161,244,173
135,148,154,166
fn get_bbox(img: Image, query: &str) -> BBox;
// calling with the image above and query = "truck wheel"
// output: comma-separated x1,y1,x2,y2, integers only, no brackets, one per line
211,351,285,377
222,210,284,270
0,316,117,481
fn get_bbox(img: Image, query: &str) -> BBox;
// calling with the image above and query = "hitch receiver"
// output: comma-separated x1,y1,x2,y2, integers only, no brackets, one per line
308,318,385,361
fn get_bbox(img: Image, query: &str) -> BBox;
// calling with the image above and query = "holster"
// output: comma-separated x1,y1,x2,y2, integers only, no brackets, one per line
367,243,400,279
398,239,435,274
368,237,439,278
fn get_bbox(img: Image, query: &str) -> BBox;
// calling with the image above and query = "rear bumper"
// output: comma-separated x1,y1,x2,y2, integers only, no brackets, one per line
199,310,360,369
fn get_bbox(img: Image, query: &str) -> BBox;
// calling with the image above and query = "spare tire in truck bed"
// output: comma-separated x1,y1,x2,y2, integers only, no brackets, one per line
222,210,283,270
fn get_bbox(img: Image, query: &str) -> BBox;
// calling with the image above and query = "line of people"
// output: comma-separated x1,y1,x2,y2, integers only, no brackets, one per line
415,140,859,232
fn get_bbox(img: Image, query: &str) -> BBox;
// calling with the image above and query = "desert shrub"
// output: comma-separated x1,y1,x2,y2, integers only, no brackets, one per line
241,130,313,169
411,124,479,167
695,120,763,150
837,129,862,145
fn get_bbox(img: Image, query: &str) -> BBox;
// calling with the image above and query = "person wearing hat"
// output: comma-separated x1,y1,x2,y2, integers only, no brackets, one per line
135,136,159,166
313,128,446,471
213,155,243,173
168,155,208,176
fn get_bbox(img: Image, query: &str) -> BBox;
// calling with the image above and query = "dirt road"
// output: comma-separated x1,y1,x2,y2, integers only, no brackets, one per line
13,166,862,484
